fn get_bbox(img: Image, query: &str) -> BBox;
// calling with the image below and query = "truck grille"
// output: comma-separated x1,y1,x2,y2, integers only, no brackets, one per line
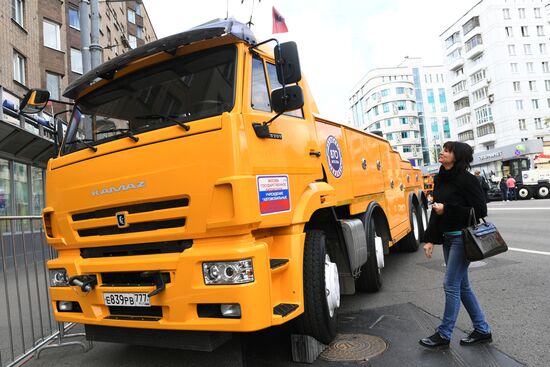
80,240,192,258
72,198,189,221
72,198,189,237
77,218,186,237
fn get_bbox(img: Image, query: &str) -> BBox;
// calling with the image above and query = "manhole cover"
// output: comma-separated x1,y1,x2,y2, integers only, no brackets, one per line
320,333,387,362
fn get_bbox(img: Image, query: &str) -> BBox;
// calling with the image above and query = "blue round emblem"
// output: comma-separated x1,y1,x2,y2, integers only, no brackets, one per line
326,135,343,178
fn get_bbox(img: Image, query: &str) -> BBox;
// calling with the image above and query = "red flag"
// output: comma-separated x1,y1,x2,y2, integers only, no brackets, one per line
272,6,288,34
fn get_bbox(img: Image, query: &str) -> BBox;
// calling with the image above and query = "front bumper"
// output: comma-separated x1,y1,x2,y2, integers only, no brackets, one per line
48,234,304,332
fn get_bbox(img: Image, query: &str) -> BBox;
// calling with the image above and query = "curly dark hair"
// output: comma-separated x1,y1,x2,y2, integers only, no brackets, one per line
442,141,473,172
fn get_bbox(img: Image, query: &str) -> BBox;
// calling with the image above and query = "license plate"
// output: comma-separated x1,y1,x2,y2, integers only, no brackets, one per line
103,293,150,307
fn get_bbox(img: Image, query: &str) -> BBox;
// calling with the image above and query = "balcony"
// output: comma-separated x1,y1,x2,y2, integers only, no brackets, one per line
477,132,496,145
465,43,484,60
456,121,473,134
448,57,465,71
452,89,468,102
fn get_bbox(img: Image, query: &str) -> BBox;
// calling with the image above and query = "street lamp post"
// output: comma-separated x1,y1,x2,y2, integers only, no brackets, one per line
79,0,91,73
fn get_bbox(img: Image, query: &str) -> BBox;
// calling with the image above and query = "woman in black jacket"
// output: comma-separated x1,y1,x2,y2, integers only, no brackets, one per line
419,141,492,348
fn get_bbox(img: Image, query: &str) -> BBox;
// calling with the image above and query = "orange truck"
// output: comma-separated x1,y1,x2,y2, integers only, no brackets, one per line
23,19,427,349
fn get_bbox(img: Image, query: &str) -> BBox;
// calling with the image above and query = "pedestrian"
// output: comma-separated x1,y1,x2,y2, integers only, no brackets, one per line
506,175,517,201
474,170,490,203
420,141,492,348
499,177,508,201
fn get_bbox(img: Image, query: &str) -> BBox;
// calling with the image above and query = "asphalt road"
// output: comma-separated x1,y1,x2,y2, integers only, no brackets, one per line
9,199,550,367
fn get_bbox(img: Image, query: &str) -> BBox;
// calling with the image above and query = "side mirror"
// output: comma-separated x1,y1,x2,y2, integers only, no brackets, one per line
20,89,50,114
271,85,304,114
274,42,301,85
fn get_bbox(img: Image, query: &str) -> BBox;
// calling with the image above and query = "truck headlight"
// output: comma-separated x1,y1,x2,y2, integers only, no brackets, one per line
202,259,254,285
49,268,69,287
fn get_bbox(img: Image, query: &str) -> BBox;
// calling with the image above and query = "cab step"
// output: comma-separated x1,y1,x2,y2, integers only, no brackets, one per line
269,259,289,269
273,303,299,317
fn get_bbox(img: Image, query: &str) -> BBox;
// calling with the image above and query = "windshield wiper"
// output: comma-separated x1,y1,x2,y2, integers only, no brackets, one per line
65,138,98,152
134,114,191,131
97,128,139,142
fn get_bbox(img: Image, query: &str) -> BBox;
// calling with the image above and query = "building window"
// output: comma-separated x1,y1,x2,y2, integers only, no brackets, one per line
518,8,525,19
545,80,550,91
135,3,142,16
13,50,26,85
43,19,61,50
508,44,516,56
69,7,80,30
443,118,451,139
427,89,436,112
403,146,412,153
472,86,488,102
521,26,529,37
397,100,406,111
510,63,518,73
31,167,44,216
128,34,137,49
532,99,539,109
543,62,549,73
462,16,480,35
401,131,410,139
439,88,447,112
540,43,547,54
519,119,526,130
385,119,392,127
400,117,408,125
446,48,461,63
137,26,143,39
13,162,29,216
12,0,24,26
465,34,483,52
503,8,510,19
513,81,521,92
0,159,11,216
127,8,136,24
46,72,61,100
477,123,495,137
516,100,523,110
505,26,513,37
524,44,532,55
380,89,389,97
535,118,542,129
534,7,541,18
458,130,474,142
529,80,537,91
474,105,493,125
526,62,534,72
70,48,83,74
537,26,545,36
396,87,405,94
445,32,460,48
382,103,389,113
470,69,486,85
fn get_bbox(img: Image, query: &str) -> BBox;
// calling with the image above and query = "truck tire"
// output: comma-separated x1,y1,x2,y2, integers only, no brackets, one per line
417,202,428,242
535,185,550,199
517,186,532,200
356,220,382,293
295,230,339,344
398,205,421,252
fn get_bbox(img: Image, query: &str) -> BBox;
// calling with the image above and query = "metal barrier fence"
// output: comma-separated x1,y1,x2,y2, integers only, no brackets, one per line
0,216,57,366
0,217,92,367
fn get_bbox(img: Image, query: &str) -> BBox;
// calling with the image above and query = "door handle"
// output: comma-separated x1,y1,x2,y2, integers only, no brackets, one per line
309,151,321,157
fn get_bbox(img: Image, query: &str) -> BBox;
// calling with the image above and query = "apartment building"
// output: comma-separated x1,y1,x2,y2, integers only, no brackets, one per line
349,60,451,167
440,0,549,175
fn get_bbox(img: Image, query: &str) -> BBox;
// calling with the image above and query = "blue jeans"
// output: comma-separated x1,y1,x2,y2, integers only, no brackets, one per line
437,234,491,340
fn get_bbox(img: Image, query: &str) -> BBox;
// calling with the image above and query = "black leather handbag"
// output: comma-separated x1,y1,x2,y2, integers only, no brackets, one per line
462,208,508,261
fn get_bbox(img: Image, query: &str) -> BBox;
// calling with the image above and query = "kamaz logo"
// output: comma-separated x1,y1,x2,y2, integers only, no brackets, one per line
91,181,146,196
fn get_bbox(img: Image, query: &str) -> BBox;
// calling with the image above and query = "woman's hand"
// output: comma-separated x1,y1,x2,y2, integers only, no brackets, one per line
423,242,434,259
432,202,445,215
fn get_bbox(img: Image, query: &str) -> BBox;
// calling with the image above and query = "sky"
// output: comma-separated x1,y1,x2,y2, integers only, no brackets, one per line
142,0,480,122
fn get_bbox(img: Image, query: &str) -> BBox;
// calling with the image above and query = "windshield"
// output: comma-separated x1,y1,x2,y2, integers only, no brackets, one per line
62,45,237,155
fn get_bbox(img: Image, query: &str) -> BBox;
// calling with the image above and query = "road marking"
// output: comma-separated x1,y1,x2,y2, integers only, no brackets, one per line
488,207,550,211
508,247,550,256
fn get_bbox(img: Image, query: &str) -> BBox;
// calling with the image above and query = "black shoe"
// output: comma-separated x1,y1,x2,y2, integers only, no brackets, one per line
419,332,450,348
460,330,492,346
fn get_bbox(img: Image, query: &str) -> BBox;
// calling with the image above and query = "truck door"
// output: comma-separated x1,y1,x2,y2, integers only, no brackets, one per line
241,52,320,218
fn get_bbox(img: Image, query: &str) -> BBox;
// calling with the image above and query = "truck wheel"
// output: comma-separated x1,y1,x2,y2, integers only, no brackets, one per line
398,205,421,252
417,202,428,241
356,220,383,293
295,230,339,344
536,185,550,199
517,186,532,200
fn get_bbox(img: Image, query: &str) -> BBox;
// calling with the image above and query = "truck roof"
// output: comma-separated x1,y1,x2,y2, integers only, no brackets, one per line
63,18,256,100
